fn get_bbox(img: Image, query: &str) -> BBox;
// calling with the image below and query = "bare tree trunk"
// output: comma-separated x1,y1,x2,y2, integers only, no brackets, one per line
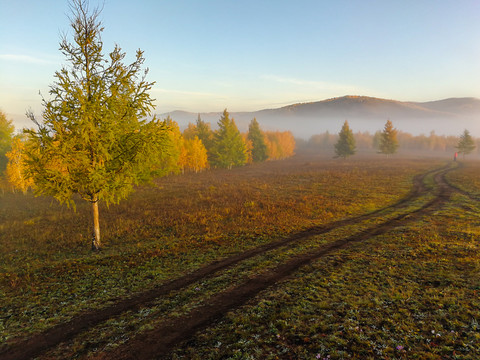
91,199,101,251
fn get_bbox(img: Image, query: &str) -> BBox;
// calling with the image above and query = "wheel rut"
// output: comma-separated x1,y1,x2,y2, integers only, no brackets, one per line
0,163,462,360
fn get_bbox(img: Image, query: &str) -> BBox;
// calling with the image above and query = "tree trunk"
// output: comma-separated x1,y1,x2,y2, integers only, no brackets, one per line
91,199,101,251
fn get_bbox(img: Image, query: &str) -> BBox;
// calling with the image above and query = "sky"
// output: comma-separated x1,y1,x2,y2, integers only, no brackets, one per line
1,0,480,130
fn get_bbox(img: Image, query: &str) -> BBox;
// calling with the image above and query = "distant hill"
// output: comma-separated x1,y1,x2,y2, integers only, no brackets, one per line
160,96,480,139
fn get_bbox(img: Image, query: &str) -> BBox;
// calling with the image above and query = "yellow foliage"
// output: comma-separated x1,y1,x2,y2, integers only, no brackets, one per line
241,133,253,164
183,136,209,173
264,131,296,160
183,123,198,140
6,137,35,193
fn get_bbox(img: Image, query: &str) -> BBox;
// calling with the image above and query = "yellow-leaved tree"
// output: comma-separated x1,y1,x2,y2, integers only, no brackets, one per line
183,136,208,173
265,131,296,160
6,137,35,193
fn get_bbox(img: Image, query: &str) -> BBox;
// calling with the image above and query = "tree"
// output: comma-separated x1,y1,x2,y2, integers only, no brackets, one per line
195,114,214,160
276,131,296,158
334,120,356,158
183,122,198,140
183,136,208,173
456,129,476,157
264,131,296,160
247,118,268,162
378,120,399,156
211,109,247,169
0,110,15,174
242,133,253,163
22,0,171,250
6,136,35,193
160,116,183,174
372,130,382,150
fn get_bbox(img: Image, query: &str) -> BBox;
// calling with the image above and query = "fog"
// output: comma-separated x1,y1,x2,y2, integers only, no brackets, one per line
161,96,480,140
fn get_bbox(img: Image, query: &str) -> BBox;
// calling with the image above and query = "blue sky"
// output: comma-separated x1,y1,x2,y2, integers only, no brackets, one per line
1,0,479,129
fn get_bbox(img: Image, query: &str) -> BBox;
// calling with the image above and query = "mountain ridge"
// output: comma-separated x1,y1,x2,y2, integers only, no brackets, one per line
160,95,480,138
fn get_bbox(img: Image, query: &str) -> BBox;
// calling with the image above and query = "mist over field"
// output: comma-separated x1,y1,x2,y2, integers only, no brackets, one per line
162,96,480,139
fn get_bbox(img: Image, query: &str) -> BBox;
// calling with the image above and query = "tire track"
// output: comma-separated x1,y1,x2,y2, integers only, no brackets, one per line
442,162,480,201
0,164,455,360
100,166,457,359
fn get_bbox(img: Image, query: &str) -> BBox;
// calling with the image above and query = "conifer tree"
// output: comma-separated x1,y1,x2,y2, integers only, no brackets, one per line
334,120,356,158
211,109,247,169
0,110,14,174
378,120,399,156
195,114,214,159
456,129,476,157
22,0,171,250
247,118,268,162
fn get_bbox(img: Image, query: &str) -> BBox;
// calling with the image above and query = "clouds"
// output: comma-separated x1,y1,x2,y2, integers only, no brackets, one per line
151,87,227,99
0,54,59,65
260,74,367,95
151,73,378,114
152,87,232,113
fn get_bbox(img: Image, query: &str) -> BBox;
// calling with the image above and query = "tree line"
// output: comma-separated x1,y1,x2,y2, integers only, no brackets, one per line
308,119,477,158
1,105,294,251
2,110,295,191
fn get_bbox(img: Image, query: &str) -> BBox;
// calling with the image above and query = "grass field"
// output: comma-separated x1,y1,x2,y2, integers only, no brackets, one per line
1,154,479,359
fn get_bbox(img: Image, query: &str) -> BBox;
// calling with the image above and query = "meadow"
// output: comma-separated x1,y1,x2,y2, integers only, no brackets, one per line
1,153,479,359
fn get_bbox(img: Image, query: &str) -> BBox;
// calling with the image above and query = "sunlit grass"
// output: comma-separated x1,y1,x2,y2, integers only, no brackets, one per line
0,155,446,356
171,175,480,359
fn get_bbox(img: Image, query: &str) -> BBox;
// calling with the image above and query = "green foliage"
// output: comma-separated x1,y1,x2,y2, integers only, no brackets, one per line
211,109,248,169
247,118,268,162
456,129,476,156
372,130,382,149
22,0,171,248
195,114,214,158
378,120,399,155
334,120,356,158
0,110,15,173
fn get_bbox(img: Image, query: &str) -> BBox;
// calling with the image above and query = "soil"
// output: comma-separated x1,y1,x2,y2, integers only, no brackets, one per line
0,163,458,360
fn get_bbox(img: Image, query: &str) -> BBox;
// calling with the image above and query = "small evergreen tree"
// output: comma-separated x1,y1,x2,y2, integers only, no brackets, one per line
211,109,247,169
378,120,399,156
372,130,382,150
195,114,214,159
456,129,476,157
21,0,171,250
247,118,268,162
334,120,356,158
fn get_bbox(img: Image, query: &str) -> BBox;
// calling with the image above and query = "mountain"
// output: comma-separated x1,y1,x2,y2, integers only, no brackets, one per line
160,96,480,139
